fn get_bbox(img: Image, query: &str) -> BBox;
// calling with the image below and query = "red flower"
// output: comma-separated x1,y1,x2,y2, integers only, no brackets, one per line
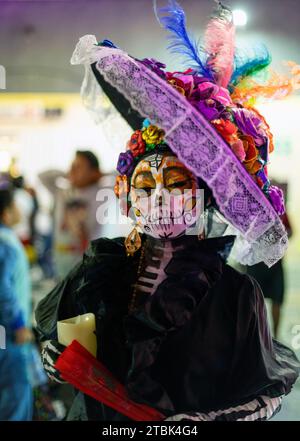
127,130,146,157
256,176,264,188
211,119,238,143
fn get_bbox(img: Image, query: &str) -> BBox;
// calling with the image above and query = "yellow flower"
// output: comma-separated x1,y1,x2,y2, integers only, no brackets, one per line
142,125,165,145
167,79,186,96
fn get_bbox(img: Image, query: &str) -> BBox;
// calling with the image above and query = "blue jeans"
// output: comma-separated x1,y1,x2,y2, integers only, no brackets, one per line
0,342,33,421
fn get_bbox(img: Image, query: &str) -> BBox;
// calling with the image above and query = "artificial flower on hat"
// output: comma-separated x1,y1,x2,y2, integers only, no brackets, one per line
142,125,165,147
127,130,146,157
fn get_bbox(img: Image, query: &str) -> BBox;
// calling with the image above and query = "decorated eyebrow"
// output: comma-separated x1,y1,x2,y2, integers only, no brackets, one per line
132,171,155,186
163,166,193,179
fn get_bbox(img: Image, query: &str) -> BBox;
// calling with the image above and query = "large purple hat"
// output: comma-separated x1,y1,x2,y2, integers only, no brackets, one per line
70,1,300,267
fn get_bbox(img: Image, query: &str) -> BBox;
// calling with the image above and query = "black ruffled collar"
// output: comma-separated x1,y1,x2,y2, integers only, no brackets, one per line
145,233,235,258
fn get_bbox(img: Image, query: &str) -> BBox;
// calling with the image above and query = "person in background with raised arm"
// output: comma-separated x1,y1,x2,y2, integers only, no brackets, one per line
38,150,103,279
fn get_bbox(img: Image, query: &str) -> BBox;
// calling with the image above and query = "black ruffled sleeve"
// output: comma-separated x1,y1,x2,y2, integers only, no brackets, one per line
226,273,300,402
35,237,129,342
35,261,84,341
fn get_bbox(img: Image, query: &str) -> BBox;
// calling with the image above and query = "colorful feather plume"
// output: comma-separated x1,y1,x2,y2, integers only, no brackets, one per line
154,0,299,107
204,1,235,88
231,44,272,85
231,61,300,105
153,0,213,78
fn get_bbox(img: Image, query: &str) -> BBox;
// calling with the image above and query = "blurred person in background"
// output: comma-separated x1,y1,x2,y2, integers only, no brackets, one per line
34,209,56,280
38,150,103,279
0,186,33,421
12,175,39,265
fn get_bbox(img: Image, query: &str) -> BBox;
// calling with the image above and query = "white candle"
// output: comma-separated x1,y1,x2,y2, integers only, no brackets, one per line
57,313,97,357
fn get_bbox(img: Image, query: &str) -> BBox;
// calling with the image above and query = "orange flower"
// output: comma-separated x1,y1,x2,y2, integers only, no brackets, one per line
114,175,129,198
247,160,262,175
114,175,130,216
240,135,261,174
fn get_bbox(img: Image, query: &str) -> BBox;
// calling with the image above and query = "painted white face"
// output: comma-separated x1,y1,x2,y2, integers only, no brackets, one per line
129,153,202,239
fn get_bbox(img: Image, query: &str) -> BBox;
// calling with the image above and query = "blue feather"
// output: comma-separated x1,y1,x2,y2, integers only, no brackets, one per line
231,44,272,85
154,0,213,79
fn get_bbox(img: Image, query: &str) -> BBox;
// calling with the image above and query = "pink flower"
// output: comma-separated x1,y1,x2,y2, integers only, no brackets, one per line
166,71,195,97
231,139,246,161
194,82,232,106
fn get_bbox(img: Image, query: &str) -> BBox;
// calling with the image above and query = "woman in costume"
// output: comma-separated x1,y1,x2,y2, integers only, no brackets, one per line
36,1,300,421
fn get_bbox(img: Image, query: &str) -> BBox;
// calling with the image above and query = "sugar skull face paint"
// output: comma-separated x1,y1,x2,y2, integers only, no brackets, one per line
129,153,202,239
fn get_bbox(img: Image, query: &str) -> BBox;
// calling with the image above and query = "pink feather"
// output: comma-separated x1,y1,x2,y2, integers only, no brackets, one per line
204,2,235,88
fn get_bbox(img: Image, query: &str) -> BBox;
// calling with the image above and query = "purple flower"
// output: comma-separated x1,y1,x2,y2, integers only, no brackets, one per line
191,81,232,106
191,98,225,121
193,76,213,87
190,85,215,101
140,58,166,78
116,151,135,176
256,168,270,188
268,185,285,215
187,80,232,121
232,108,267,146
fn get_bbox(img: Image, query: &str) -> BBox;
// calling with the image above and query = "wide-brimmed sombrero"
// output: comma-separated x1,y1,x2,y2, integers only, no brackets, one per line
70,1,300,267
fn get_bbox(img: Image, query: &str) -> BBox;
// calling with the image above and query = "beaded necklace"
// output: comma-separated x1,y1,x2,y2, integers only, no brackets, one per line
128,244,146,314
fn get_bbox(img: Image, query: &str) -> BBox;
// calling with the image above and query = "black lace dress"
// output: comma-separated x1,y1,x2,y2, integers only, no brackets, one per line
35,235,300,420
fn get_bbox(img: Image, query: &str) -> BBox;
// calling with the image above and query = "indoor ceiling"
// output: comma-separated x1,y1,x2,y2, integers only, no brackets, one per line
0,0,300,92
